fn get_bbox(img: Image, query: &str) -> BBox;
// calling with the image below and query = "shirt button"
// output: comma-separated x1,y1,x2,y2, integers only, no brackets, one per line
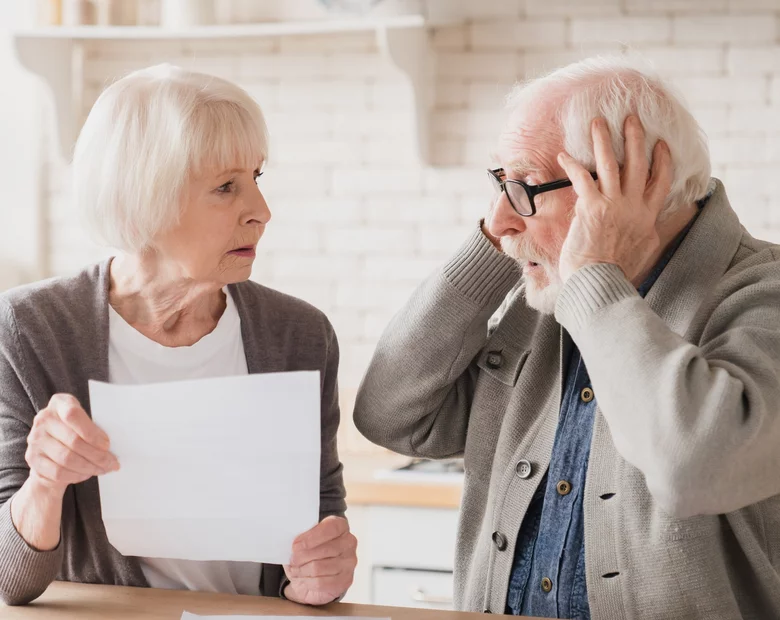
491,531,508,551
486,351,503,369
580,387,594,403
515,460,533,479
541,577,553,593
557,480,572,496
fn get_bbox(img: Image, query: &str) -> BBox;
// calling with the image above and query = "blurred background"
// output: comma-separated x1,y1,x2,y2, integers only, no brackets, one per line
1,0,780,610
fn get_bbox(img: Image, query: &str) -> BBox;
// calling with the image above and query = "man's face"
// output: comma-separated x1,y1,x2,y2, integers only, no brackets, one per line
486,104,577,314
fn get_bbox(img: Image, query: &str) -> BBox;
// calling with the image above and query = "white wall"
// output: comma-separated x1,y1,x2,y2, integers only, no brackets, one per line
0,2,45,289
4,0,780,452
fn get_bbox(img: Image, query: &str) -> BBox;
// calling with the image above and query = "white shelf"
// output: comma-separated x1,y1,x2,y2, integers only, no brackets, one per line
13,14,427,40
13,15,440,162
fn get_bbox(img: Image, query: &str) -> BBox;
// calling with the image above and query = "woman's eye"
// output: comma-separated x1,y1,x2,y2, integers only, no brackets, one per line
254,171,263,185
217,181,233,193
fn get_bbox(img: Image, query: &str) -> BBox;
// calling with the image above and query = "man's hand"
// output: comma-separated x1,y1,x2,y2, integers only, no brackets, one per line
556,115,673,284
283,516,357,606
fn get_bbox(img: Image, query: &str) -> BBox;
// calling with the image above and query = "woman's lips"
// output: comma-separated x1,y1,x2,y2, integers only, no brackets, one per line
228,247,256,258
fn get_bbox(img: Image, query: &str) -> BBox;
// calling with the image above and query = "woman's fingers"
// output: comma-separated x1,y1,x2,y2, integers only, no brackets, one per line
285,557,347,580
290,530,356,567
292,516,349,554
34,434,103,477
27,394,119,492
28,452,87,487
48,393,110,451
44,416,119,472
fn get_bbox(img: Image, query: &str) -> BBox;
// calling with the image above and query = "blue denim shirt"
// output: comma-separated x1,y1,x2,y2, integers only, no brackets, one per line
506,207,703,619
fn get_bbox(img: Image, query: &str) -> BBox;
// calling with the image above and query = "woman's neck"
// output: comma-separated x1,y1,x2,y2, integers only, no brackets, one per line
108,253,227,347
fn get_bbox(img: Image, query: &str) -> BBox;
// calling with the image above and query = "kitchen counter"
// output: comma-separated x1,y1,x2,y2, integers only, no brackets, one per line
343,454,463,510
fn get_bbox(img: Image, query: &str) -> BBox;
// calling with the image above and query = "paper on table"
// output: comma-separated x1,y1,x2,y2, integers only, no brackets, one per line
89,371,321,565
181,615,389,620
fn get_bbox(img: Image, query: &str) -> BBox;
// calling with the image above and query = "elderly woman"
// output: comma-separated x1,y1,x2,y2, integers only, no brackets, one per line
0,65,356,606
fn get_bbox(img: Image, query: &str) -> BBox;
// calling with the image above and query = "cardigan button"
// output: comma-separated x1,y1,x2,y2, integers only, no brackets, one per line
492,531,508,551
485,351,503,369
516,459,533,479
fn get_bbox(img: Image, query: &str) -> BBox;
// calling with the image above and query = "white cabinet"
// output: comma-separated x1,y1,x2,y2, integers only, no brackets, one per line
369,506,459,571
373,567,454,610
345,504,459,609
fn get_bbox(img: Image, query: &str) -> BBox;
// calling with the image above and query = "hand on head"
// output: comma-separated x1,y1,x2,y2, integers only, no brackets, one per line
556,115,674,285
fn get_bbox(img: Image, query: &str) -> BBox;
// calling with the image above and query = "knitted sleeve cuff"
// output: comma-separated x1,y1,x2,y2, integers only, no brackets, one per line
442,222,521,307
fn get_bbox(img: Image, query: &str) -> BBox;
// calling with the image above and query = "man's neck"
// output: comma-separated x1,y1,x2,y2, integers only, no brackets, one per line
633,202,699,287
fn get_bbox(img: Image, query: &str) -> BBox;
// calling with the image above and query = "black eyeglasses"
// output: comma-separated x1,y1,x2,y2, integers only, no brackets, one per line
487,168,599,217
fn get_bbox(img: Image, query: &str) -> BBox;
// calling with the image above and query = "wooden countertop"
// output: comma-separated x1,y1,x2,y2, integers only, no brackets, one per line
1,582,522,619
342,455,462,510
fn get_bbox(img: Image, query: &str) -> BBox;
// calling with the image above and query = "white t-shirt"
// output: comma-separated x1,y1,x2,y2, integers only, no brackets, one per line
107,289,262,595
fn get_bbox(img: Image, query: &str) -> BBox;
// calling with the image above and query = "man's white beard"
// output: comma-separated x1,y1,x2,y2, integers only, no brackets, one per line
501,236,564,315
523,267,563,314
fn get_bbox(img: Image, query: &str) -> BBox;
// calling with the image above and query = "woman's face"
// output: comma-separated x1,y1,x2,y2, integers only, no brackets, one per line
153,164,270,286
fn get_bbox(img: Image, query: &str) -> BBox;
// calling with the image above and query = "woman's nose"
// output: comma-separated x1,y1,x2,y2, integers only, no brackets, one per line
245,187,271,226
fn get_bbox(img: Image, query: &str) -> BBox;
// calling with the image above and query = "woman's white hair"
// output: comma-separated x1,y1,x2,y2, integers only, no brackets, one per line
73,64,269,252
505,55,712,214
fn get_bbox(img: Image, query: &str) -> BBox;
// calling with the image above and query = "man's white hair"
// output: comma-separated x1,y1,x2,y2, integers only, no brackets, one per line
73,64,269,252
505,55,712,214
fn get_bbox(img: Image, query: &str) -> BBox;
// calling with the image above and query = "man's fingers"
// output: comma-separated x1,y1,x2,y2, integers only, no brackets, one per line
49,394,110,450
622,115,650,199
557,152,600,203
645,140,674,214
591,118,621,198
293,516,349,553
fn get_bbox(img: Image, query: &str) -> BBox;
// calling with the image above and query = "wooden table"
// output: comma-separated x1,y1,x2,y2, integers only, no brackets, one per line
0,582,524,619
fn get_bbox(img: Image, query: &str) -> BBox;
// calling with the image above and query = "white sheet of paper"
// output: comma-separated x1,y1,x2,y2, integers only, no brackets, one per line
181,615,388,620
89,371,321,565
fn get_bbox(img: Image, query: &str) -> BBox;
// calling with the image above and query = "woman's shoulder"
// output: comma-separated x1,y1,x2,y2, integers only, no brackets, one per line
0,262,105,330
229,279,335,338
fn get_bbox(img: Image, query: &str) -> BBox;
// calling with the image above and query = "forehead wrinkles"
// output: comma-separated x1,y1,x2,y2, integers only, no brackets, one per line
496,106,564,178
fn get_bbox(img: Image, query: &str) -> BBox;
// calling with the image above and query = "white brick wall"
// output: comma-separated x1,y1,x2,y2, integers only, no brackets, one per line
27,0,780,455
570,17,672,45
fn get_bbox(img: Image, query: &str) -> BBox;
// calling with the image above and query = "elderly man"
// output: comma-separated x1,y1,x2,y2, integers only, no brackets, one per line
354,56,780,620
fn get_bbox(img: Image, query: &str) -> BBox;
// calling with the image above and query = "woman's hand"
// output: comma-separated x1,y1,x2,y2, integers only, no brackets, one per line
283,516,358,606
25,393,119,496
10,393,119,551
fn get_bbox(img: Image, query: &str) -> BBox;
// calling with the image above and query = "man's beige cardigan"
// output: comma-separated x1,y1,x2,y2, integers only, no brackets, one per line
355,180,780,619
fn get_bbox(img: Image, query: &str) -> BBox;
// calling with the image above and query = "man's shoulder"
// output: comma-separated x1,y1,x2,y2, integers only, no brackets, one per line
725,230,780,282
709,230,780,322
